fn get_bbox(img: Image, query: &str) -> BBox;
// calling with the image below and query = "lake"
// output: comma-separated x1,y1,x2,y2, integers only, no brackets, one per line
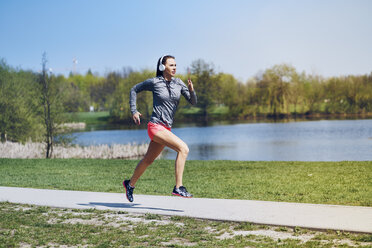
72,119,372,161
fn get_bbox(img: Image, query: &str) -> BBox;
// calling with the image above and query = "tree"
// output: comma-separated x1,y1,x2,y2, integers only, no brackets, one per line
303,74,324,114
260,64,296,116
109,70,154,124
38,53,65,158
190,59,220,122
358,73,372,113
90,71,120,110
289,71,305,115
218,73,242,117
0,59,41,142
63,80,89,112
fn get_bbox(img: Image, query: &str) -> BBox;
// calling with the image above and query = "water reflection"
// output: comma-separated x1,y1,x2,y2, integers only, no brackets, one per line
163,144,234,160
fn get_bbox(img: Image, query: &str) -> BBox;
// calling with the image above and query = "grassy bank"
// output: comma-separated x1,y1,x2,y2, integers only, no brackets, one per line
64,111,110,125
1,159,371,206
1,202,371,248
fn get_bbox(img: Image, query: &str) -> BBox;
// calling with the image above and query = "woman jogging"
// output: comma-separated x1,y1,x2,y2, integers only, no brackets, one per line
123,55,197,202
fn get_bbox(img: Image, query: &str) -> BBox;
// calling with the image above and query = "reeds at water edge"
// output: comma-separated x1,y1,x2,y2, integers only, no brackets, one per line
0,141,150,159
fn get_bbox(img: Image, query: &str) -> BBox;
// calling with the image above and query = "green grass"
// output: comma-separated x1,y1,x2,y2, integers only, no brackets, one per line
64,111,110,125
179,106,202,115
210,105,230,115
178,106,229,116
1,202,371,247
1,159,371,206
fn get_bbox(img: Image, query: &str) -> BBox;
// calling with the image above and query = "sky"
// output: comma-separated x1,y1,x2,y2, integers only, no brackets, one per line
1,0,371,82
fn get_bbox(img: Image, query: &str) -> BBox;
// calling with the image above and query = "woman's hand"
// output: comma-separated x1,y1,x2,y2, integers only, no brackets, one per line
188,79,194,92
132,112,142,125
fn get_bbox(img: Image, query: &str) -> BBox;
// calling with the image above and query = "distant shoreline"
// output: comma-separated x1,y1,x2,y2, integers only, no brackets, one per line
176,112,372,122
66,111,372,129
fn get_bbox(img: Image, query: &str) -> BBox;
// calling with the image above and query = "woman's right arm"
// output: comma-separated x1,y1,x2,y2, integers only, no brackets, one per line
129,78,154,125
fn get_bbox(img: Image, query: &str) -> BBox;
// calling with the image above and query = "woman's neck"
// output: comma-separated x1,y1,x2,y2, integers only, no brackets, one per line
163,73,172,81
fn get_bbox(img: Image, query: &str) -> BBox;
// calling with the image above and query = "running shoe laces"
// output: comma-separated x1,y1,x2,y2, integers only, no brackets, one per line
123,179,135,202
172,185,193,198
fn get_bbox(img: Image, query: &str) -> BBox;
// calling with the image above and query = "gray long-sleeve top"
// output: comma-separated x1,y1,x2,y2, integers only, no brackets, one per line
130,76,197,127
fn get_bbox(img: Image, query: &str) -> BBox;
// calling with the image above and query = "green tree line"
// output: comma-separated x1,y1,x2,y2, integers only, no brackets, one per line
0,56,66,158
1,58,371,143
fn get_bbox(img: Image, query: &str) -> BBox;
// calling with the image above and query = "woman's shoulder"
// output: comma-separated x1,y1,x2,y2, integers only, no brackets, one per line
139,77,157,85
153,76,180,84
173,77,185,85
153,76,163,83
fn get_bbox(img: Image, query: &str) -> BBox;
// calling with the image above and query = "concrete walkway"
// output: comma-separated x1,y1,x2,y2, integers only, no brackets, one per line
1,186,371,233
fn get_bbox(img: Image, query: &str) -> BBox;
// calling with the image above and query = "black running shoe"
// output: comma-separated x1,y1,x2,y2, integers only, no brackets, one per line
123,179,135,202
172,186,193,198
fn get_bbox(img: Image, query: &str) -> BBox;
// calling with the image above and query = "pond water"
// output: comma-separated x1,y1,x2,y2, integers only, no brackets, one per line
72,119,372,161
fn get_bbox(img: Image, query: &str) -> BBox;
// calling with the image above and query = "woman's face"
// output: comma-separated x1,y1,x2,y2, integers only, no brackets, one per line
164,58,176,77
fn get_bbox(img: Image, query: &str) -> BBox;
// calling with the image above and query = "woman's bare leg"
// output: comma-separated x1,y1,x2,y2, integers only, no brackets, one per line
129,140,164,187
152,129,189,188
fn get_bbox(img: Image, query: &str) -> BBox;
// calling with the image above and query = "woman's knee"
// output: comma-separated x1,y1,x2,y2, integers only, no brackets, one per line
179,143,189,156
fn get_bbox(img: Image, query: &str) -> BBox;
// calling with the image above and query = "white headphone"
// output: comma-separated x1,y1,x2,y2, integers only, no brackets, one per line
158,55,167,71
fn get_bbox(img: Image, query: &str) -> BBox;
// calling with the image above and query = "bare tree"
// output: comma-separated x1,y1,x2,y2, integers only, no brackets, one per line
39,53,55,158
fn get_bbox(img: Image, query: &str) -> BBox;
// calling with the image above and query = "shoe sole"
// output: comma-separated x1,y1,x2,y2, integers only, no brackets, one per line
172,192,193,198
123,180,133,202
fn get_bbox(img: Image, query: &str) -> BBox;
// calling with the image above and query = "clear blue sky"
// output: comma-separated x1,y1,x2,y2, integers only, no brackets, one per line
1,0,371,81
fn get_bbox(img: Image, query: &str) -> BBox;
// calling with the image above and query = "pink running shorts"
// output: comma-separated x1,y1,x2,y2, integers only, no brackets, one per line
147,122,171,141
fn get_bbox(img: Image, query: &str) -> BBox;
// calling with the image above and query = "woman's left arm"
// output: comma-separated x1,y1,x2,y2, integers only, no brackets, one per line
180,79,197,105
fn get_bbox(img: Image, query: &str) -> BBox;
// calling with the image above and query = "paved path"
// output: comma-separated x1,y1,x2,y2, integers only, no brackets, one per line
1,186,371,233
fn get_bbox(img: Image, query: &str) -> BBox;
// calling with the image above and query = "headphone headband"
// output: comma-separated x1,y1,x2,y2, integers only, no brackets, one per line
160,55,166,64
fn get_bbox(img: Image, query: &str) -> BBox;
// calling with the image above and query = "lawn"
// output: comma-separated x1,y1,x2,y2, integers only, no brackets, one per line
1,202,371,247
0,159,371,206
